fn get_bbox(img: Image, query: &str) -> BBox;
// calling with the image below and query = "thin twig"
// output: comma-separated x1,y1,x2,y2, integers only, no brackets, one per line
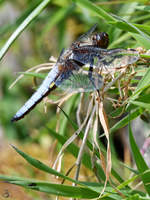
118,79,123,100
98,95,111,198
92,96,102,182
33,66,53,86
74,106,96,182
9,63,53,89
103,71,125,93
52,96,94,170
55,92,77,132
132,180,143,190
61,164,76,184
76,93,84,127
47,92,76,105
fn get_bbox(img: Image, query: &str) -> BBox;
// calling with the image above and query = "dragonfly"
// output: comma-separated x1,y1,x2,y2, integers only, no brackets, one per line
11,24,139,122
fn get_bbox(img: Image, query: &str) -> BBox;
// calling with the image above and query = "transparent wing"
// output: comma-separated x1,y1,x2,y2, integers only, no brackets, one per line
72,24,97,46
94,48,139,69
71,48,139,69
55,67,103,93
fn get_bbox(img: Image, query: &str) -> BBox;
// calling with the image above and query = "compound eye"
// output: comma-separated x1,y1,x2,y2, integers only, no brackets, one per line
103,32,108,38
96,34,101,41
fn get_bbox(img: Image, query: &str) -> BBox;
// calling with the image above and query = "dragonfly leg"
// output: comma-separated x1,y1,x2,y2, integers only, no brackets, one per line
88,59,100,91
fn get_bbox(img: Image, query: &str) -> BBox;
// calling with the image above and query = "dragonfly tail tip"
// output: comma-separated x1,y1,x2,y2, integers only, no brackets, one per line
11,117,16,123
11,115,19,122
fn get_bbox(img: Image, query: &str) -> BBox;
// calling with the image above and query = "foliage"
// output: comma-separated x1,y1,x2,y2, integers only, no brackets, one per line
0,0,150,199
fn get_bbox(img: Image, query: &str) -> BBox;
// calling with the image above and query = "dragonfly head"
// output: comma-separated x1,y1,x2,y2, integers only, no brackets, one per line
91,32,109,49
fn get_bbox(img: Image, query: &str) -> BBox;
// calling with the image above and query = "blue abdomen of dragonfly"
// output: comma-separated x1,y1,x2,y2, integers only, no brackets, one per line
11,65,59,122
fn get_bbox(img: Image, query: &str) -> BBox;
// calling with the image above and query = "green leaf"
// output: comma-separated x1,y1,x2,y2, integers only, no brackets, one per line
0,0,51,61
110,108,143,134
130,33,150,49
110,14,150,49
121,163,139,175
110,21,138,34
129,68,150,101
136,68,150,92
52,108,126,184
10,144,81,185
0,175,99,199
125,193,143,200
47,128,92,169
57,104,78,130
109,106,125,118
135,24,150,33
130,101,150,110
129,123,150,195
72,0,115,22
18,72,46,79
136,93,150,103
47,127,106,181
136,5,150,12
48,107,126,183
58,95,78,137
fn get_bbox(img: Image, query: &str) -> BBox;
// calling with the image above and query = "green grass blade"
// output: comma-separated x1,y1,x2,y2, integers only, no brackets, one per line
136,5,150,12
11,143,105,192
102,175,139,199
130,32,150,49
0,174,145,199
121,163,139,175
73,0,115,22
0,0,51,61
130,101,150,110
10,144,82,185
129,123,150,195
47,127,106,180
134,24,150,33
129,68,150,101
57,106,95,155
2,146,107,195
111,169,124,184
129,124,148,172
55,107,126,183
110,108,143,134
109,2,137,48
18,72,46,79
0,175,99,199
57,104,78,130
135,68,150,92
58,95,78,137
110,14,150,49
47,128,91,168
